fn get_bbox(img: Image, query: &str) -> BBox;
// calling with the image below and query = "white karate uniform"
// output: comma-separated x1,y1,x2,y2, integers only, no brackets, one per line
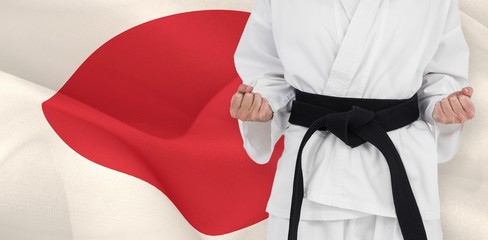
266,214,444,240
234,0,469,238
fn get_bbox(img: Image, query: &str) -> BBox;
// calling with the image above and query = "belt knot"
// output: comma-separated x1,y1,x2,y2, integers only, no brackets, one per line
320,105,375,148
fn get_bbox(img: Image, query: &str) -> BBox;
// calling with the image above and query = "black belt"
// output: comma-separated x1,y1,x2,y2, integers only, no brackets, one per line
287,88,427,240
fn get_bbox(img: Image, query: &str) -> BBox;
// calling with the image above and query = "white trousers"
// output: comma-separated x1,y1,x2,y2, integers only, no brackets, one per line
266,214,444,240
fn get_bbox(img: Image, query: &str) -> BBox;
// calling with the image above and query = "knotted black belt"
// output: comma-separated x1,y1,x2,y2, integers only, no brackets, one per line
287,88,428,240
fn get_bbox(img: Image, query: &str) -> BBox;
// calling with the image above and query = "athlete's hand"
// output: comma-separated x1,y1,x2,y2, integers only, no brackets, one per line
230,83,274,122
432,86,475,124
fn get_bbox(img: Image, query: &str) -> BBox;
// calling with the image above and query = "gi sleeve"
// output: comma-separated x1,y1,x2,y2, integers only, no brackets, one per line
417,0,470,164
233,0,295,164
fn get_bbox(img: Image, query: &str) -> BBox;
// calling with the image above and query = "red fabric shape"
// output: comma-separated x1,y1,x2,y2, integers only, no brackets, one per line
42,10,283,235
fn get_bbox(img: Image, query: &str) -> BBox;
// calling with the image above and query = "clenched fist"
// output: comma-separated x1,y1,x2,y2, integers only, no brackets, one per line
230,83,274,122
432,86,475,124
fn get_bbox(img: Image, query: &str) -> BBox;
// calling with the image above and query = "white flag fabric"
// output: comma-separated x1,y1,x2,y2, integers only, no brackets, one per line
0,0,487,239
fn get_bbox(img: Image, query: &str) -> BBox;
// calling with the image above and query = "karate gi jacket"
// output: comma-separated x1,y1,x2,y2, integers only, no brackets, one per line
234,0,470,220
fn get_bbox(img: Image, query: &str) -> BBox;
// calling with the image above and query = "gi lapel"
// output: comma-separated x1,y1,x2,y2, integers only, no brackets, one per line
340,0,361,21
323,0,384,96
